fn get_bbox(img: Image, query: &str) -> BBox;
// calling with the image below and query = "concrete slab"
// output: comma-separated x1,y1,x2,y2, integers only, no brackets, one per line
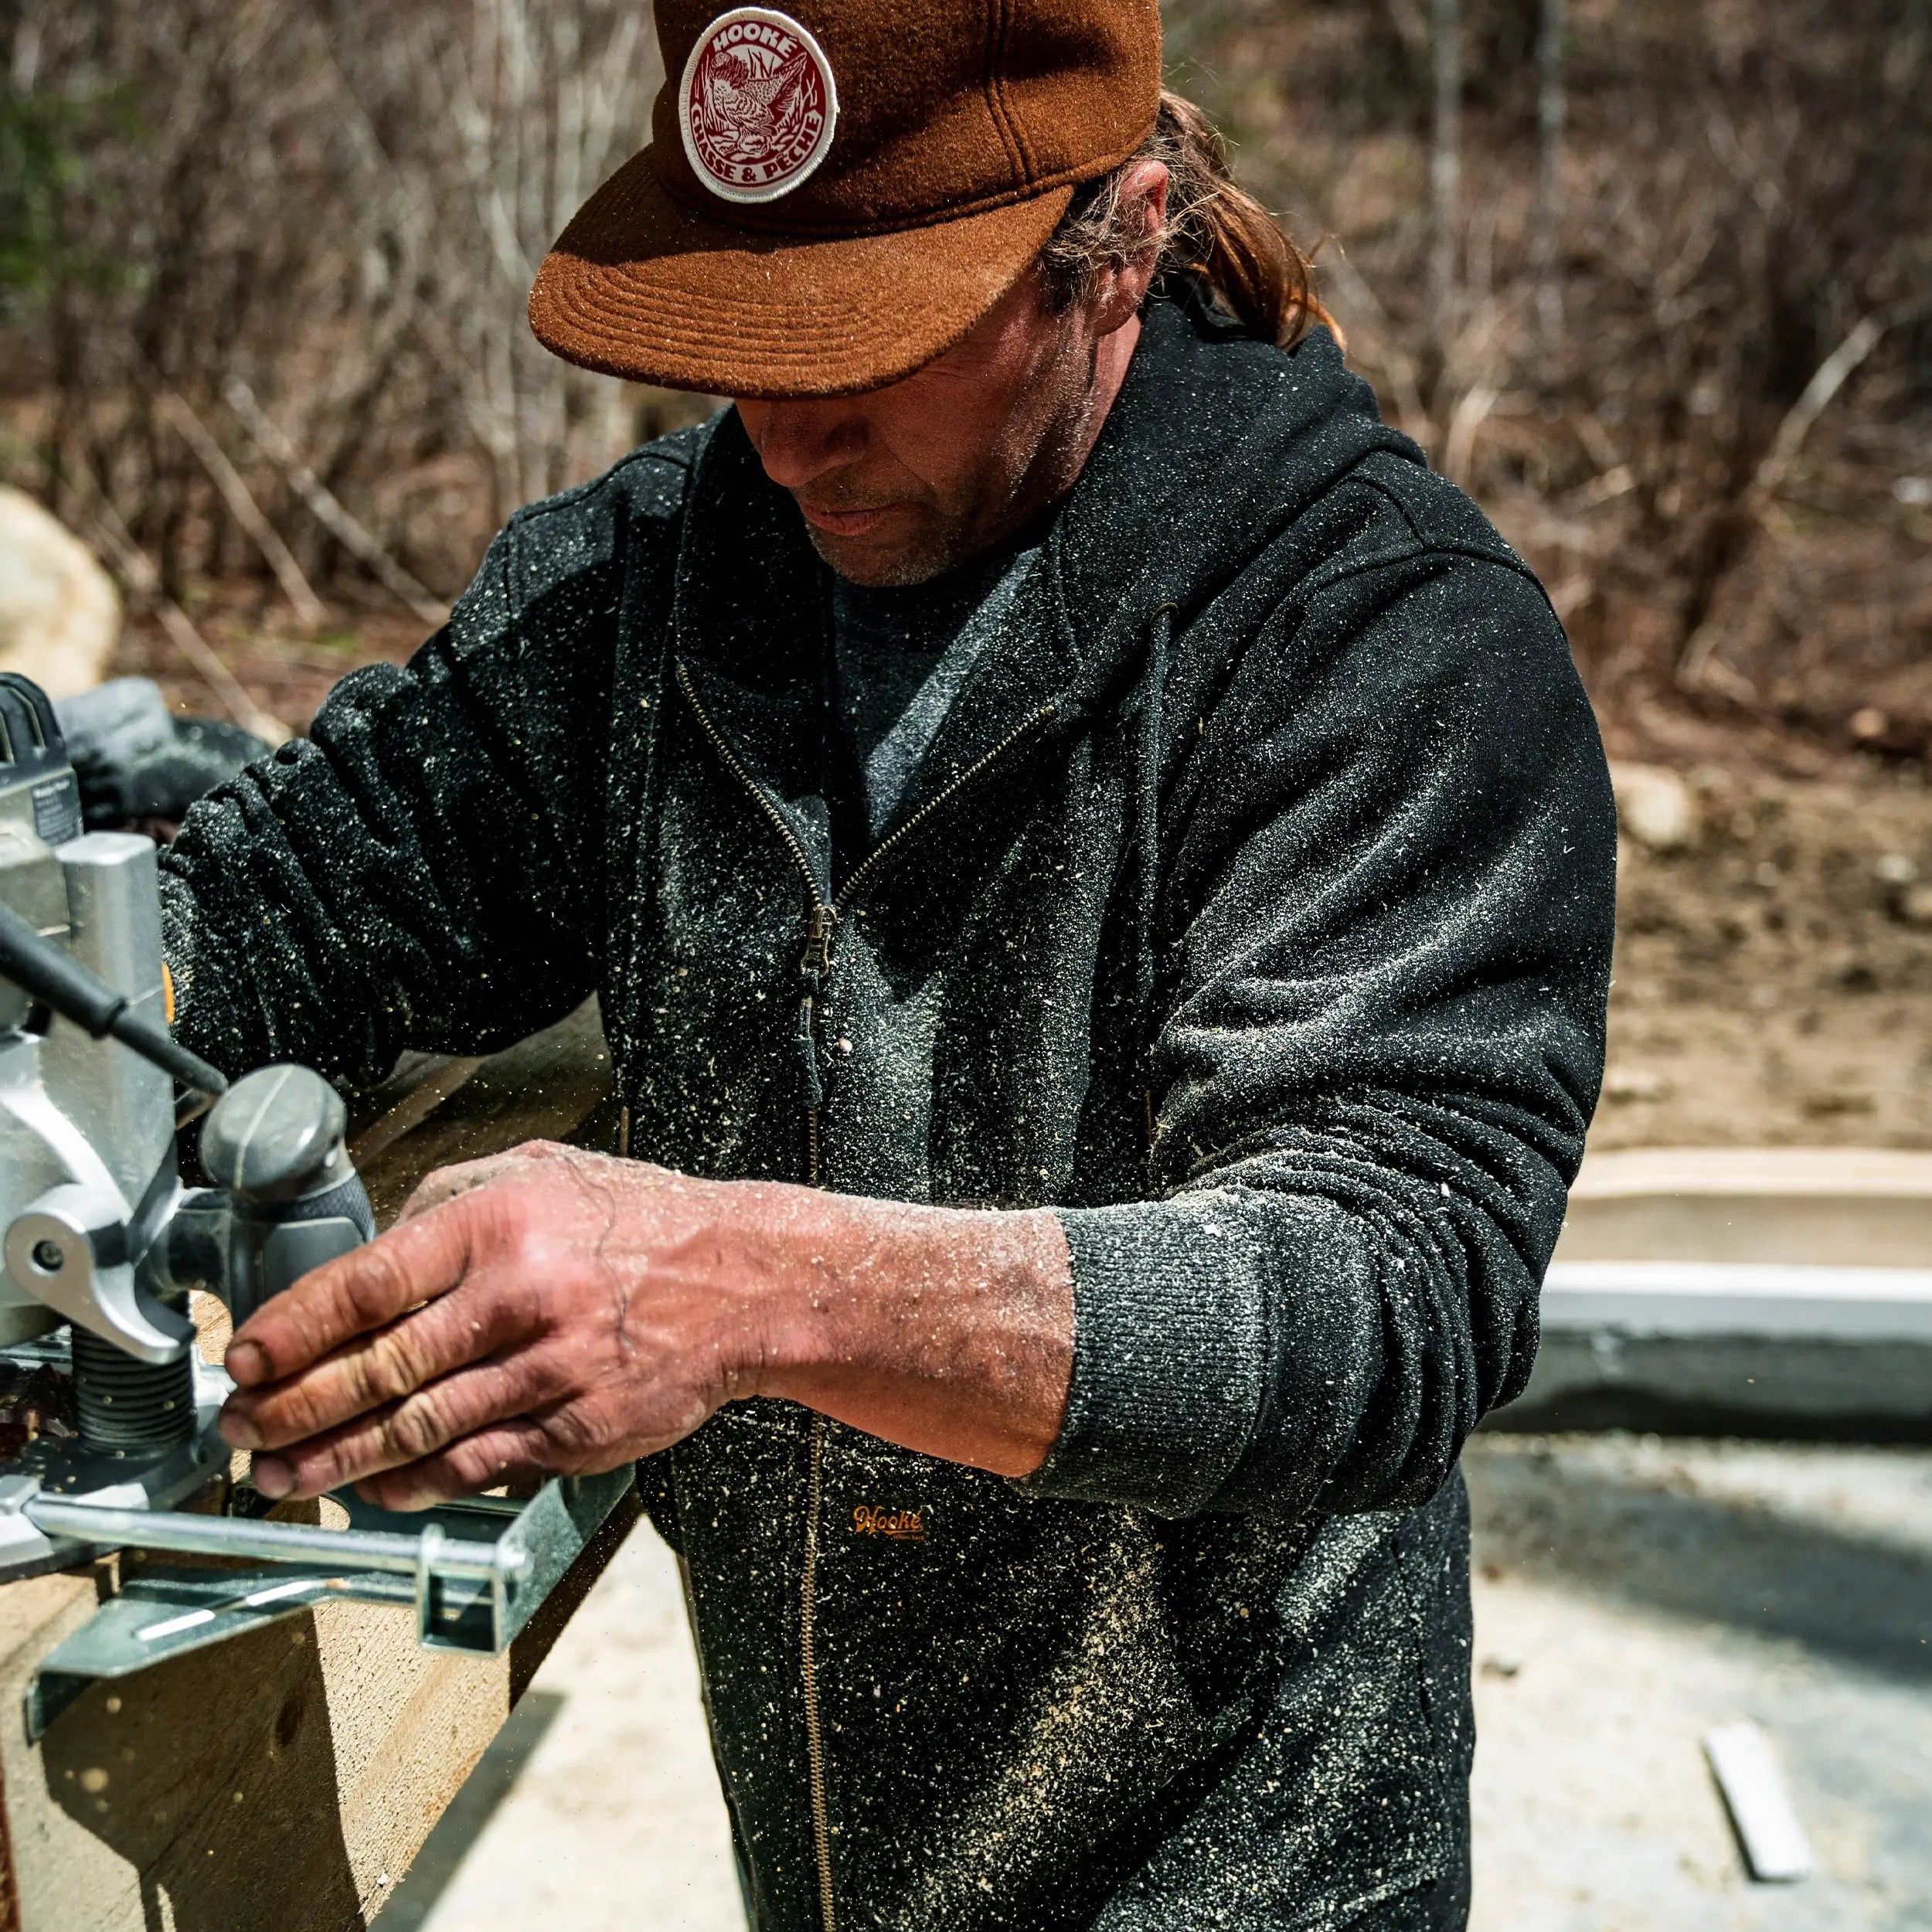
381,1515,743,1932
1468,1434,1932,1932
1511,1148,1932,1437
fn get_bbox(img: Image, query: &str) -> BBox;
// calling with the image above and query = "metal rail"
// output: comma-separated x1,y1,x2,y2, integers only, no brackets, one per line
23,1495,525,1584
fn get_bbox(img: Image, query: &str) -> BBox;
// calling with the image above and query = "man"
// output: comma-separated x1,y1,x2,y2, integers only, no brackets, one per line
162,5,1616,1927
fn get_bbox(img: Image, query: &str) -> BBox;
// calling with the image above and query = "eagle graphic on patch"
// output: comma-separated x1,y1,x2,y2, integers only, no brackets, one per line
680,8,839,205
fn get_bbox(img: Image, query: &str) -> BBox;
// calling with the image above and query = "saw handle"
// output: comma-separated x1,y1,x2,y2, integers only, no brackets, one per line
196,1065,375,1328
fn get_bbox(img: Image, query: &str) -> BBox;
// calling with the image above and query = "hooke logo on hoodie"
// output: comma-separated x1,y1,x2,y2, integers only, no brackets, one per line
680,8,838,203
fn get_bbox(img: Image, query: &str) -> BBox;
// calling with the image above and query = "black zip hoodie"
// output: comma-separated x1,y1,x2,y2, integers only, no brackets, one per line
160,289,1615,1931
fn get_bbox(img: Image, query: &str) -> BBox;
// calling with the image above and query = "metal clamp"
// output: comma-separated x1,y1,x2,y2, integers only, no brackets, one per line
22,1465,633,1739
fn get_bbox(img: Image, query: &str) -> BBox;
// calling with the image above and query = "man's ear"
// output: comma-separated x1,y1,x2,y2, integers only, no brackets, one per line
1090,159,1171,335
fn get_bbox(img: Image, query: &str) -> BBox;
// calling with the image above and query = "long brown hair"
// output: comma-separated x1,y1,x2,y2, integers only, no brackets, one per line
1038,90,1339,352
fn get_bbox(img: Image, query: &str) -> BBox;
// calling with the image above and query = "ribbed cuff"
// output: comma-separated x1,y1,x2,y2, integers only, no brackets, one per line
1020,1193,1272,1516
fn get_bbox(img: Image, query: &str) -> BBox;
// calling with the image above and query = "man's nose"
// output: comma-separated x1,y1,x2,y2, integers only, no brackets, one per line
743,399,866,492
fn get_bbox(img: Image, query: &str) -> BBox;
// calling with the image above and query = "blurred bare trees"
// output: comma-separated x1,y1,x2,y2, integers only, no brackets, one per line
1168,0,1932,760
0,0,672,619
2,0,1928,762
1588,7,1931,703
332,0,653,516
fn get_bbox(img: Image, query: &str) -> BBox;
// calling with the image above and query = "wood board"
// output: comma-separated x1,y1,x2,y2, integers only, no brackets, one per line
1555,1145,1932,1268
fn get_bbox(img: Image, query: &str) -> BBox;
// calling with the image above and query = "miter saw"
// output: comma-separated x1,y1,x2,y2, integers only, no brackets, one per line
0,674,626,1738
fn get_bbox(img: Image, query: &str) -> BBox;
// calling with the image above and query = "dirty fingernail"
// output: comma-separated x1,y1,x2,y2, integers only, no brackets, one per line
219,1410,263,1451
226,1341,270,1386
252,1456,294,1499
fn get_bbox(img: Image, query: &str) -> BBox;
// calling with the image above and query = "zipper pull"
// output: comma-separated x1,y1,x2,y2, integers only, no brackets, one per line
800,904,838,987
798,906,836,1113
798,993,824,1110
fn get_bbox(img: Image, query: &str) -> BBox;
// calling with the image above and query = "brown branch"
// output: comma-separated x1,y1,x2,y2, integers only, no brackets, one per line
1442,381,1501,488
1533,0,1567,354
156,387,329,632
1318,250,1431,445
1679,297,1927,695
221,379,451,631
1428,0,1461,357
1747,304,1916,508
59,461,289,745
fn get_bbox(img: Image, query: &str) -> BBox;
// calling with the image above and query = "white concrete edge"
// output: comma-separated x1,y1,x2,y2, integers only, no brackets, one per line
1542,1261,1932,1342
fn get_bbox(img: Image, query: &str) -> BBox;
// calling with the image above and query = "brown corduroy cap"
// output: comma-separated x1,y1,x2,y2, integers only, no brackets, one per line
529,2,1162,399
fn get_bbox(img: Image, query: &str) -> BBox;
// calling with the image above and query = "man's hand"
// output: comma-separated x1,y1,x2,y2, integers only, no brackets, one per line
218,1143,1073,1510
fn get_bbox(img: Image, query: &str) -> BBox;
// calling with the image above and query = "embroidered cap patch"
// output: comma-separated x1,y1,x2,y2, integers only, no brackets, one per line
679,8,838,205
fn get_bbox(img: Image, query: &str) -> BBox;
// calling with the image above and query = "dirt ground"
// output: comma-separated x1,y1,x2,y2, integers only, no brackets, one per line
1464,1434,1932,1932
115,595,424,742
1602,767,1932,1150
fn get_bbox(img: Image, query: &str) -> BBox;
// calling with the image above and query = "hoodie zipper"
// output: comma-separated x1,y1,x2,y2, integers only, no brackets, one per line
675,659,1056,1184
675,658,1055,1932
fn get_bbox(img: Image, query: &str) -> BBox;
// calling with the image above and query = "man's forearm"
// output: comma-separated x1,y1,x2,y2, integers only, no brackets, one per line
750,1193,1073,1477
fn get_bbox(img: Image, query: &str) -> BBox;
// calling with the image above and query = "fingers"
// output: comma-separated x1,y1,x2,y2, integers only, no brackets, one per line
226,1192,485,1387
220,1261,541,1451
351,1420,560,1512
247,1346,562,1500
215,1148,713,1514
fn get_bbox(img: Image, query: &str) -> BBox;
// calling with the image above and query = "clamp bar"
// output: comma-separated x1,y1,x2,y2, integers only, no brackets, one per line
21,1466,634,1740
24,1495,525,1585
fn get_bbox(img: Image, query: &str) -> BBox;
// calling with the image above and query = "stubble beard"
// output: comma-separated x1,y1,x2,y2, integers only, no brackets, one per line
803,511,985,588
803,313,1101,587
802,416,1060,587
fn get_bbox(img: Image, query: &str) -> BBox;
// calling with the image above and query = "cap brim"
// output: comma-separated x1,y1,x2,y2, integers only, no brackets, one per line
529,149,1074,400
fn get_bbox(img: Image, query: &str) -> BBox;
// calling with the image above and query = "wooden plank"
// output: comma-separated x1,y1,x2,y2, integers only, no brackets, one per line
0,1001,624,1929
353,1001,614,1225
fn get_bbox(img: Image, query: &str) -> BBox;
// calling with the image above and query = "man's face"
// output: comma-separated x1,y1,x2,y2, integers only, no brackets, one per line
734,253,1145,587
